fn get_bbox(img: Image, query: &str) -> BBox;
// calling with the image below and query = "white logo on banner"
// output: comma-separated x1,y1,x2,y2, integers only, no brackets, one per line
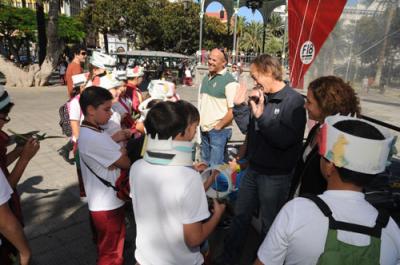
300,41,315,65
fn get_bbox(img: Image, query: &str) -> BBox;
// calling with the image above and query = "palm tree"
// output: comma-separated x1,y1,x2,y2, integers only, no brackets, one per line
267,13,284,38
240,21,263,53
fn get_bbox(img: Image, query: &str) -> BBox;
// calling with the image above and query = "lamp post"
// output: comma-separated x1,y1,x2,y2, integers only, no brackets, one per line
232,0,240,64
198,0,206,65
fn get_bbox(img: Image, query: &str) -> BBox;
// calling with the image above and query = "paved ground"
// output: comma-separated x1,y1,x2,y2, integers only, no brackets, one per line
3,83,400,265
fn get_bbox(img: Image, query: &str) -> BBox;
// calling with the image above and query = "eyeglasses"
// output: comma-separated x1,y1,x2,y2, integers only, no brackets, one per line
0,115,10,123
80,52,87,56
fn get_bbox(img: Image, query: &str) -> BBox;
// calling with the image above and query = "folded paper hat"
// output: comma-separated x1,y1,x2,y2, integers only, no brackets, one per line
143,135,194,166
71,73,87,87
126,66,144,78
319,115,396,174
98,73,122,90
0,85,11,110
114,70,127,81
147,80,175,100
89,51,116,71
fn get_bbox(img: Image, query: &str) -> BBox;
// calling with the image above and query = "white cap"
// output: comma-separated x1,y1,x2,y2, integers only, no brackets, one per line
98,74,122,90
89,51,116,71
126,66,144,78
319,115,397,174
71,73,87,87
0,85,11,110
114,70,127,81
147,80,175,99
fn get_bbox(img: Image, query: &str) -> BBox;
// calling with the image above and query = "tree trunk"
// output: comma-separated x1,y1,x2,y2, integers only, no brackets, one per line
0,56,39,87
104,32,109,54
0,0,62,87
85,0,97,48
374,6,396,87
36,0,47,65
35,0,64,86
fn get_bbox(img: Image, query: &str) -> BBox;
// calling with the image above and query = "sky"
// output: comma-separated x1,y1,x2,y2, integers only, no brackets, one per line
205,1,264,23
202,0,360,23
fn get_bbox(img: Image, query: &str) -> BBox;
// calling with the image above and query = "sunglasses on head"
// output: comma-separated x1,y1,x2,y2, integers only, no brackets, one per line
218,48,228,62
80,51,87,56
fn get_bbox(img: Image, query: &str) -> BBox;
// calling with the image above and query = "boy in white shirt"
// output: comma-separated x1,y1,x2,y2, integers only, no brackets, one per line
130,101,225,265
255,116,400,265
78,86,131,265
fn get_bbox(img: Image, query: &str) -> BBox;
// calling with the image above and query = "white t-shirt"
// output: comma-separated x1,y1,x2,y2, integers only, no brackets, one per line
78,127,124,211
129,160,210,265
185,69,192,78
0,169,12,206
0,169,13,247
68,96,83,123
258,190,400,265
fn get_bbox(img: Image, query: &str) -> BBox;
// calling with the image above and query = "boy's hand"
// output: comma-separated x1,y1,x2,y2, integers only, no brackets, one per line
212,198,226,216
19,250,31,265
20,138,40,161
120,147,127,156
112,129,132,142
193,162,208,172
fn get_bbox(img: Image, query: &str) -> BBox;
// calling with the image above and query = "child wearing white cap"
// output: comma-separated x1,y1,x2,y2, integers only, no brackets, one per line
85,51,116,88
255,115,400,265
97,74,132,145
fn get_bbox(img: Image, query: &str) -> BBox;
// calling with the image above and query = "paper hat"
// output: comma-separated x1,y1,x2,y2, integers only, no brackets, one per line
71,73,87,87
148,80,175,100
126,66,144,78
143,135,194,166
319,115,396,174
98,73,122,90
114,70,127,81
0,85,11,110
89,51,116,71
201,164,235,199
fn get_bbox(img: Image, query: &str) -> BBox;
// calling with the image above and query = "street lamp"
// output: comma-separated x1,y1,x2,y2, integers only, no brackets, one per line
198,0,206,65
182,0,191,11
246,0,263,13
232,0,240,64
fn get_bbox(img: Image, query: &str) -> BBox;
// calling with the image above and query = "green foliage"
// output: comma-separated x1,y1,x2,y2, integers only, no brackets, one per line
81,0,227,54
0,4,36,40
58,15,86,43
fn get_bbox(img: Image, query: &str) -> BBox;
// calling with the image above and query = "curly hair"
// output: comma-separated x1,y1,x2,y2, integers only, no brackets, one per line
308,76,361,118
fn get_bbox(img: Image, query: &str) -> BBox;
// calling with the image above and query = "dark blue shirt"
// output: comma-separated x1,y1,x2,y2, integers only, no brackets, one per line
233,85,306,175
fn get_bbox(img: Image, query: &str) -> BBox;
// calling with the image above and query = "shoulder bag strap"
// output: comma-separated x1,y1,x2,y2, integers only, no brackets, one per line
81,158,119,192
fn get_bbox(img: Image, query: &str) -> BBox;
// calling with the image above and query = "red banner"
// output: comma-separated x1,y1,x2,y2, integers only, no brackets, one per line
288,0,346,88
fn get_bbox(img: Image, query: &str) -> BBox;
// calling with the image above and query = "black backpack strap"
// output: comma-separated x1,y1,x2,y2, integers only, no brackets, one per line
301,194,390,238
301,194,333,217
81,158,119,192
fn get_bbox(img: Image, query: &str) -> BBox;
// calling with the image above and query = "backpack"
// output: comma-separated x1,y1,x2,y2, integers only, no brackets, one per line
302,194,390,265
59,101,72,137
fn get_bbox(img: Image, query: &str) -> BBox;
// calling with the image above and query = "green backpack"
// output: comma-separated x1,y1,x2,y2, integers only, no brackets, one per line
302,194,390,265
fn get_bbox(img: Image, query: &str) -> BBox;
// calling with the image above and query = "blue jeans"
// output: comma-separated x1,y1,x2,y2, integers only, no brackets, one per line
219,167,292,263
200,128,232,166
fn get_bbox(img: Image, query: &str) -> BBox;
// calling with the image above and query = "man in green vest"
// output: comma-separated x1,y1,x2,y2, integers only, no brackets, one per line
254,115,400,265
198,48,238,166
